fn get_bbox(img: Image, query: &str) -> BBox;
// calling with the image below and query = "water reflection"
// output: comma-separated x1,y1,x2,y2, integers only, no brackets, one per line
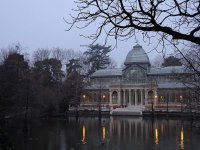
155,128,159,146
180,127,184,150
81,125,86,144
161,123,164,135
102,126,106,142
4,117,200,150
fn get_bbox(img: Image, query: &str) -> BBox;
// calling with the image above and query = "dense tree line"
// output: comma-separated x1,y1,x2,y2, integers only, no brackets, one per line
0,43,112,118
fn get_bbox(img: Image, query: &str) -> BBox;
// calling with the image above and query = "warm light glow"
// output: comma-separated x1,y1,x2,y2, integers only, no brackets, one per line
154,95,158,99
180,127,184,150
181,128,184,141
155,128,159,146
102,94,106,99
81,125,86,144
180,95,183,100
82,94,86,99
102,127,106,141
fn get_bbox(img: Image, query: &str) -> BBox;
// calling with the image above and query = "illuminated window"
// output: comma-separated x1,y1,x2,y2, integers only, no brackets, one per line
112,91,118,103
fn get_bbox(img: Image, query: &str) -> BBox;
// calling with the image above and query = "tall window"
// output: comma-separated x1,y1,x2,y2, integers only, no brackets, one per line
112,91,118,103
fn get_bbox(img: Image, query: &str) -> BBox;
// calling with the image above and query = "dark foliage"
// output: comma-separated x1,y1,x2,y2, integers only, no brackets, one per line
0,44,113,117
31,58,64,115
0,46,86,117
0,52,29,117
84,44,112,76
162,56,182,67
64,59,84,107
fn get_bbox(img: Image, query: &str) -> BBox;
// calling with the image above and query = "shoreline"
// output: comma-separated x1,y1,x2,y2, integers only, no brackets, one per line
66,110,200,118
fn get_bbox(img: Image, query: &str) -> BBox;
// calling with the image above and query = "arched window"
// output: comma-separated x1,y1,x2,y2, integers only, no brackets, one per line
148,90,154,100
112,91,118,103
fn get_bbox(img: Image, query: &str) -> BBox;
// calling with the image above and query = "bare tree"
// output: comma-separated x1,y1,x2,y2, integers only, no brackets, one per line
183,45,200,76
67,0,200,50
172,44,200,113
62,49,78,65
33,48,51,62
52,47,64,62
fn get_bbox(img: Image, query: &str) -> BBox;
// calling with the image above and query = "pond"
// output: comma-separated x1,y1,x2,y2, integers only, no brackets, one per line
3,117,200,150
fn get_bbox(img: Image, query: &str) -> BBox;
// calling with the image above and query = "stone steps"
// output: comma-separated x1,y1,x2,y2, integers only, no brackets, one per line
110,106,144,116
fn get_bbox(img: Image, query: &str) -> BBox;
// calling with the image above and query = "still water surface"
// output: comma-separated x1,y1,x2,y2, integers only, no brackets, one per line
5,117,200,150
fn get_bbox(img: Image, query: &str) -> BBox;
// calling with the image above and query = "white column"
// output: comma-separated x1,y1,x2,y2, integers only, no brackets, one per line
109,90,112,104
144,89,147,105
135,89,138,106
154,90,158,107
129,89,131,106
123,89,126,105
118,89,121,105
141,89,144,105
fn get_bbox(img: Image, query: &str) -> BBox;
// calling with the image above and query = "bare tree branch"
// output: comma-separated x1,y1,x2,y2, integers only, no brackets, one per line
66,0,200,47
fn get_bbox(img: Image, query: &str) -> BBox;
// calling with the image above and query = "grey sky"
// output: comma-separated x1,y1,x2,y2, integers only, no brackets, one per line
0,0,171,66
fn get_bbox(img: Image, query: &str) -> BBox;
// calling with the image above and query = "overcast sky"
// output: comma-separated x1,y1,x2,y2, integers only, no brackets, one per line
0,0,172,66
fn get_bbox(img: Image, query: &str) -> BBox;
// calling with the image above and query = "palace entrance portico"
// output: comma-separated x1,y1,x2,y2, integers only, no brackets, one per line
109,83,155,108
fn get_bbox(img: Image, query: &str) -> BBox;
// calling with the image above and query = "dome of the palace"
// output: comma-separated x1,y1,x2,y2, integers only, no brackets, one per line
124,44,150,65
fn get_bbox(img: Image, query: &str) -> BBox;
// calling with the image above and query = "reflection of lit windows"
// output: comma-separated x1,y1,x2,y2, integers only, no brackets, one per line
155,128,159,146
180,127,184,150
81,125,87,144
102,127,106,141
